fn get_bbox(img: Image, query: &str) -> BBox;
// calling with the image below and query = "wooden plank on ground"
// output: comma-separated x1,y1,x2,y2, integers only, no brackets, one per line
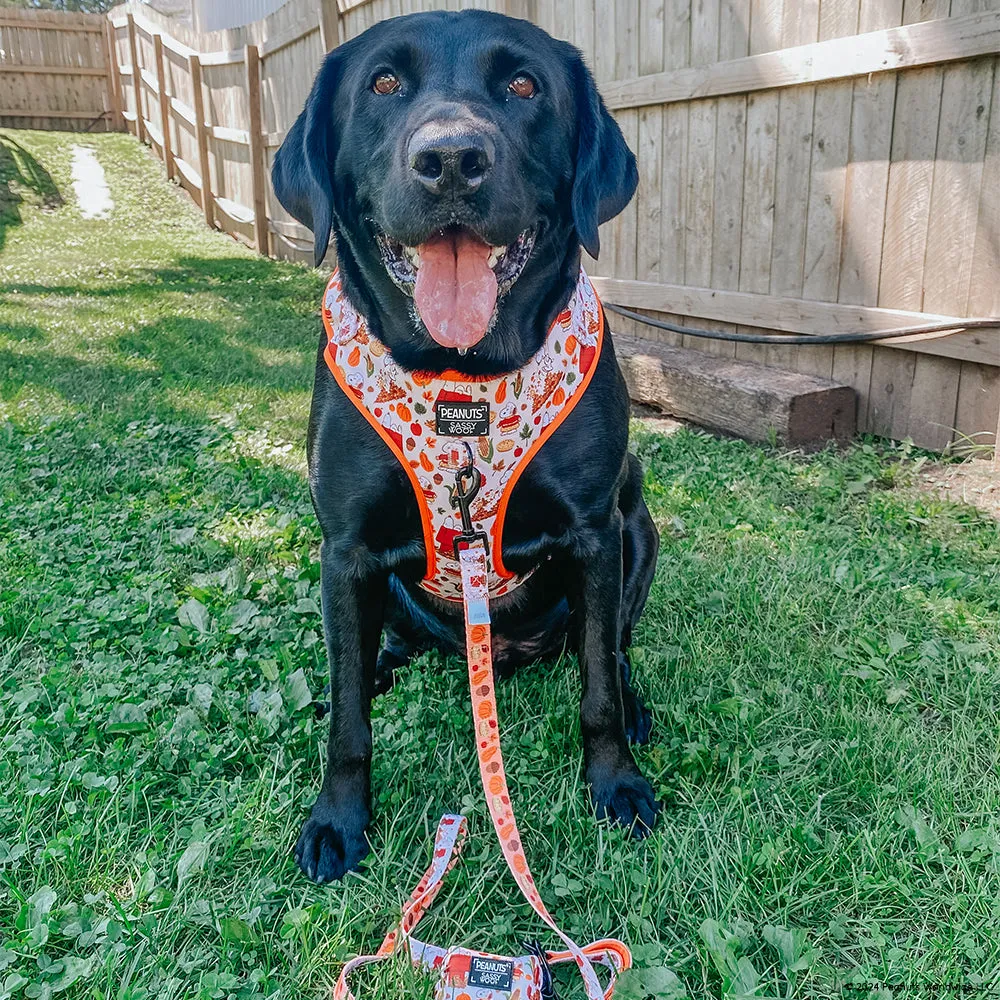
616,334,857,446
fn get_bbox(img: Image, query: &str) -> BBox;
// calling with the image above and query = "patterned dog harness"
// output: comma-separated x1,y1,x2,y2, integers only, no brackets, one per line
321,267,604,601
325,273,632,999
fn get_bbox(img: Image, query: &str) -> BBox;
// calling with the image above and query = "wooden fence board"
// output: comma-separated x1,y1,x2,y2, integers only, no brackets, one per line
126,13,145,141
245,44,269,253
870,0,951,443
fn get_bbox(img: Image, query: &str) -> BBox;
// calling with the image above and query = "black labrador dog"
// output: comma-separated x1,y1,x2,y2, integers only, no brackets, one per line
272,9,660,884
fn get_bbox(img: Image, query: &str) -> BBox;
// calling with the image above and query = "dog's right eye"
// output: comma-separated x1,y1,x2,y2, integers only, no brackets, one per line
373,72,401,95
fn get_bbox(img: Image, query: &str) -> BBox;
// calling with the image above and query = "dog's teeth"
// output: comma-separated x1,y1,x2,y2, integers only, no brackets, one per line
404,247,421,269
487,246,505,269
456,347,468,356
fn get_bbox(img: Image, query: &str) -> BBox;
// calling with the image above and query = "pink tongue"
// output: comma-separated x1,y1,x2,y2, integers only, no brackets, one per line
413,230,498,350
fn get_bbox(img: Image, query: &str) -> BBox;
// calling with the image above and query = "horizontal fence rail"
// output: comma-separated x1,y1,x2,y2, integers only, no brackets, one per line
96,0,1000,453
601,9,1000,108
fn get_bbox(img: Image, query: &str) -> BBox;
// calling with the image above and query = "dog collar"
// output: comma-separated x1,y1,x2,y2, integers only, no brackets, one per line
321,267,604,602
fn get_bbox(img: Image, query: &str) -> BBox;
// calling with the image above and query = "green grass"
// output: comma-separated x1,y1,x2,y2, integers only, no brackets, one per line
1,129,999,1000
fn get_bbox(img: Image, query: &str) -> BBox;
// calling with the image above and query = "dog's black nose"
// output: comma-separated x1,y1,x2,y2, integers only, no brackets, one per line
408,123,494,195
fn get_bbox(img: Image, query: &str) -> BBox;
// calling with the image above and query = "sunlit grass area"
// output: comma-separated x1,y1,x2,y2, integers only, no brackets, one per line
2,130,999,1000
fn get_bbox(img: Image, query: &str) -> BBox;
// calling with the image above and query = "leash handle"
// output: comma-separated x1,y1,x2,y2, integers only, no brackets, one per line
333,814,469,1000
376,814,467,955
460,543,620,1000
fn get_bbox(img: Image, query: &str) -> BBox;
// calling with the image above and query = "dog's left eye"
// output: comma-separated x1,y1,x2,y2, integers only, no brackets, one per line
508,74,536,99
373,72,401,95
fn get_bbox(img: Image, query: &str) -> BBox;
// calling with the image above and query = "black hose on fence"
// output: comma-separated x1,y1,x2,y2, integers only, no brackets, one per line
603,303,1000,347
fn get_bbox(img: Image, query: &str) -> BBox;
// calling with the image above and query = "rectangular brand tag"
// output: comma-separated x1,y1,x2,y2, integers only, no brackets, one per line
467,956,514,991
435,400,490,437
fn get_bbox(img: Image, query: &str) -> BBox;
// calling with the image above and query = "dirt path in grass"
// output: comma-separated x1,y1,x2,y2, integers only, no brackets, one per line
915,459,1000,520
70,144,113,219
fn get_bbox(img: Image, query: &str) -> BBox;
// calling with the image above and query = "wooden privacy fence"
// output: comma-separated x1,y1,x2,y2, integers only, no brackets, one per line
0,8,123,131
104,0,1000,453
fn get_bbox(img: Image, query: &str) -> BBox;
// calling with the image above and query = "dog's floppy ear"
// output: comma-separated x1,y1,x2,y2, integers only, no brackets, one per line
568,53,638,260
271,49,343,266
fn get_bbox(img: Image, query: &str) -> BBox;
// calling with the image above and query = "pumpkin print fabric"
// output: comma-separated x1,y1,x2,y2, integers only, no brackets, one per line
321,267,605,602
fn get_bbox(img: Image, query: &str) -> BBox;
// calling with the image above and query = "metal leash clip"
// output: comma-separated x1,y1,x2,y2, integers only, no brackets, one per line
524,940,558,999
450,441,490,560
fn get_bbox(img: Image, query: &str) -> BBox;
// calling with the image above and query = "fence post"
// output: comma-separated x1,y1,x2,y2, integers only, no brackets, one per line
153,34,175,180
101,18,123,131
318,0,341,51
126,13,145,143
188,53,214,230
245,43,269,255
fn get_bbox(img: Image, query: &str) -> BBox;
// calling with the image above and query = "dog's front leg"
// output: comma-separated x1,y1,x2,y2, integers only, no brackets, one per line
295,539,385,883
570,516,660,837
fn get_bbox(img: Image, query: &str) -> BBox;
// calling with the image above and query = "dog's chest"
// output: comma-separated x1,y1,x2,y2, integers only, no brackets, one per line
321,269,604,602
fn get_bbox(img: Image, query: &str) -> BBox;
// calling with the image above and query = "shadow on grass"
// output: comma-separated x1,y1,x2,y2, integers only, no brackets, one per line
1,255,327,412
1,255,323,311
0,133,63,252
0,323,44,341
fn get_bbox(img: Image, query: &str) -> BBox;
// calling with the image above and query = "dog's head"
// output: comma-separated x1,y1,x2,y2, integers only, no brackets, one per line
272,10,636,370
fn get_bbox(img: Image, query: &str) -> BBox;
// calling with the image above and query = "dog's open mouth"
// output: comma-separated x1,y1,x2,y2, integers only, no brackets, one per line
376,226,535,351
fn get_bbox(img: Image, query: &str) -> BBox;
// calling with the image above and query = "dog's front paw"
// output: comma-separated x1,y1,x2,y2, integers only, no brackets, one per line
294,797,371,883
589,766,660,839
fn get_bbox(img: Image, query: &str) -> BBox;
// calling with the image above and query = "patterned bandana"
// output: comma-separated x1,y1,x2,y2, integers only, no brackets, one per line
321,267,604,602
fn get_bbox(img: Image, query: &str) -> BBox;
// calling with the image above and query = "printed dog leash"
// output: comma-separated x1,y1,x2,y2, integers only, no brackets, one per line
333,451,631,1000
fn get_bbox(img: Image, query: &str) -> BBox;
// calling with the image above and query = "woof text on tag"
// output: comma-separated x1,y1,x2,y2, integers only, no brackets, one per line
435,400,490,437
467,956,514,991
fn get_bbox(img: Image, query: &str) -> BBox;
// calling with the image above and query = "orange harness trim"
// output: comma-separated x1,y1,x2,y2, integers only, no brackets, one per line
321,268,605,602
